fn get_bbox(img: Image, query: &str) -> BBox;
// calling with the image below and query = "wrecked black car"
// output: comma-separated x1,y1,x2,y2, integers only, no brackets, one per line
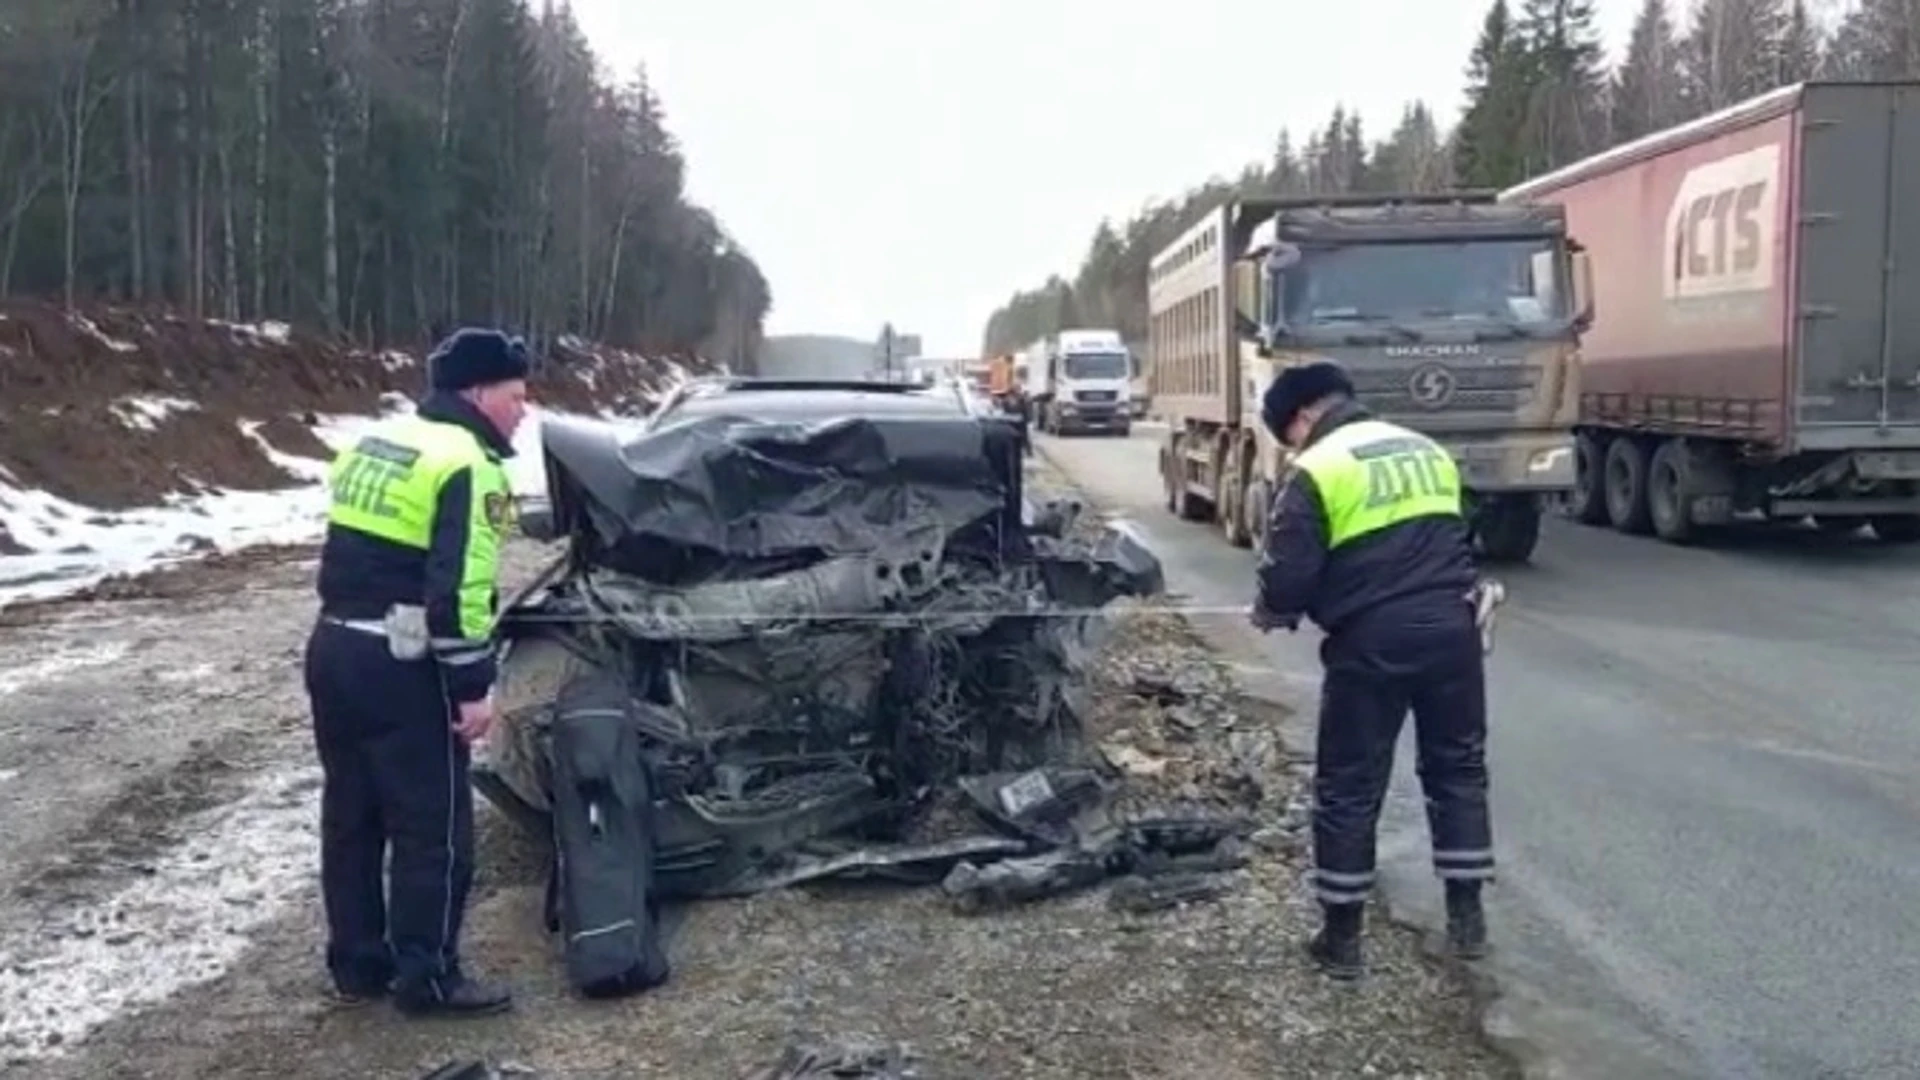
475,391,1247,996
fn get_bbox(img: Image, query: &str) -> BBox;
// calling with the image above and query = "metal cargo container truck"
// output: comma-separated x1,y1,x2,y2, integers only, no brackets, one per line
1149,193,1591,563
1501,80,1920,543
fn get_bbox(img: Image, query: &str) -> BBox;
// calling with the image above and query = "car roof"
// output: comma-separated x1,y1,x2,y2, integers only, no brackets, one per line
651,376,972,424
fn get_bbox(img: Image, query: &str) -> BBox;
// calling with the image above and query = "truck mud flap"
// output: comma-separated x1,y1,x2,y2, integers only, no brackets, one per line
543,670,672,999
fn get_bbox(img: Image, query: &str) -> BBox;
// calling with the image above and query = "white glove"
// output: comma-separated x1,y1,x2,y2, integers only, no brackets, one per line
1470,578,1506,655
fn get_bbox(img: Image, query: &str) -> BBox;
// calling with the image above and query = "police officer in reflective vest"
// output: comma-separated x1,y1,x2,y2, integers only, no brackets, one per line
303,327,529,1016
1251,360,1493,980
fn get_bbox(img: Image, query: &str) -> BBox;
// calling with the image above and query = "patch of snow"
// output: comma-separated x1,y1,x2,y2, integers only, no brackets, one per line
236,420,331,484
0,412,381,610
0,384,658,610
0,763,322,1062
0,643,130,698
155,663,217,684
66,313,138,353
108,395,198,431
378,349,415,372
208,319,293,345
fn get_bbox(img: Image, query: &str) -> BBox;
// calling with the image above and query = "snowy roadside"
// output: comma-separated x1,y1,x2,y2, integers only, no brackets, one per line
0,400,644,611
0,537,565,1070
0,455,1513,1079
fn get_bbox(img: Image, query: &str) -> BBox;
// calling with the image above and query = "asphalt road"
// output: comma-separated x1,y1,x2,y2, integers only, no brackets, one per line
1038,426,1920,1080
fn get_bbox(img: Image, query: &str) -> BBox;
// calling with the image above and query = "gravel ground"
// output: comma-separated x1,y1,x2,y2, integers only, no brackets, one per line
0,459,1515,1080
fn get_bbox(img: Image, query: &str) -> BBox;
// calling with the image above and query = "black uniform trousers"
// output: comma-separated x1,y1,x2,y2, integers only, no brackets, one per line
303,617,476,998
1309,600,1494,906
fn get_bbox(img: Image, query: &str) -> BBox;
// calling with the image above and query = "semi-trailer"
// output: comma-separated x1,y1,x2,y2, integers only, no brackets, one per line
1501,80,1920,542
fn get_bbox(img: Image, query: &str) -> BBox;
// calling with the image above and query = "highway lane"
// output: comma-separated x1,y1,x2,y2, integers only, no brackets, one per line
1039,427,1920,1080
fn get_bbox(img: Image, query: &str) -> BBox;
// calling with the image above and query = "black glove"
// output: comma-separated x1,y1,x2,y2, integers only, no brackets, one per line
1250,604,1298,633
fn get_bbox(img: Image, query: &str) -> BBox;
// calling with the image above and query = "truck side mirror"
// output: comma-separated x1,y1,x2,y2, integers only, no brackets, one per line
1259,264,1287,354
1571,250,1595,331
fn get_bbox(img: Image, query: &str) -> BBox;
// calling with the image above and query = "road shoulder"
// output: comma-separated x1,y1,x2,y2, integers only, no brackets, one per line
3,460,1516,1079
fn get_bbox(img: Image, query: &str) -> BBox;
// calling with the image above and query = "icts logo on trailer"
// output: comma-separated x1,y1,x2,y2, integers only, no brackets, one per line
1663,143,1780,301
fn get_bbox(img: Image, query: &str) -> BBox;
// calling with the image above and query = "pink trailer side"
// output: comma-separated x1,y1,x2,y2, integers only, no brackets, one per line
1501,82,1920,540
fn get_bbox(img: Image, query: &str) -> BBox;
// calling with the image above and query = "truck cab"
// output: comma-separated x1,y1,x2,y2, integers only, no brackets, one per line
1024,328,1134,436
1242,195,1594,560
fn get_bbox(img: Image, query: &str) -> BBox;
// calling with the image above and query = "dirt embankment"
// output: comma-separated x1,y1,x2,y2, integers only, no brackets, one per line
0,299,710,528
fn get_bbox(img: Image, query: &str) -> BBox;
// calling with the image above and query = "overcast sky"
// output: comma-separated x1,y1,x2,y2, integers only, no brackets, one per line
568,0,1649,356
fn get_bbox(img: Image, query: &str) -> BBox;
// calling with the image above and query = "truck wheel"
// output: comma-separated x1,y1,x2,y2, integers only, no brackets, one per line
1646,438,1698,543
1223,440,1252,548
1161,439,1180,512
1166,434,1205,521
1244,477,1272,549
1870,515,1920,543
1476,496,1541,563
1569,431,1609,525
1604,437,1654,535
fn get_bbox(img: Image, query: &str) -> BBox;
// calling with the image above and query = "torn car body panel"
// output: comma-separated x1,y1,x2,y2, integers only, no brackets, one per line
478,408,1168,912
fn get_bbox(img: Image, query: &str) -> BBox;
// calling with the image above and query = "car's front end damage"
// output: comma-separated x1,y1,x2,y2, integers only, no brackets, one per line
476,406,1250,994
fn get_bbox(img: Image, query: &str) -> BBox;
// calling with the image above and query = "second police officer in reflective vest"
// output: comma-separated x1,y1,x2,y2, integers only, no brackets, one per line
302,327,529,1016
1250,359,1494,980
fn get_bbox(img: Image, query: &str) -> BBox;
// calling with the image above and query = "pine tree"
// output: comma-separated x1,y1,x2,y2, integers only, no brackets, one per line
1269,129,1305,194
1611,0,1687,143
1683,0,1794,114
1373,103,1449,191
1454,0,1534,188
1516,0,1609,173
1821,0,1917,79
1773,0,1823,84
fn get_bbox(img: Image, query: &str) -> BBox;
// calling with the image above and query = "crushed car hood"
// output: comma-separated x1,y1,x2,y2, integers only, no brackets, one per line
540,412,1026,580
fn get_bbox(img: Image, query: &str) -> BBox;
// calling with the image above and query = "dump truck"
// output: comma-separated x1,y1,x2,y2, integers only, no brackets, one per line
1149,193,1593,562
1501,80,1920,543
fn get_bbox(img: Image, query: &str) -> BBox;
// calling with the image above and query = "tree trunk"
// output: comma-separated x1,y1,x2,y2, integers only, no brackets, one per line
322,124,340,330
599,199,633,332
124,58,146,300
218,138,239,321
252,0,272,318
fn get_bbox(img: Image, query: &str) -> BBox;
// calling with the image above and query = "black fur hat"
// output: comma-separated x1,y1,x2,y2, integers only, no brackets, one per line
427,328,531,392
1261,360,1355,437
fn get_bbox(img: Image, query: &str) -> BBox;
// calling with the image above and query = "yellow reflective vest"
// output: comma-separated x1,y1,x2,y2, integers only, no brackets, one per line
325,415,511,655
1288,418,1463,549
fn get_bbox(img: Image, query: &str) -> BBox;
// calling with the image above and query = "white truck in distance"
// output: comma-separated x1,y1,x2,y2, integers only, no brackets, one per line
1021,328,1134,436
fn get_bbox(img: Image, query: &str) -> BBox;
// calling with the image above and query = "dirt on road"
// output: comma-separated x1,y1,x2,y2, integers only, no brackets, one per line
0,461,1515,1080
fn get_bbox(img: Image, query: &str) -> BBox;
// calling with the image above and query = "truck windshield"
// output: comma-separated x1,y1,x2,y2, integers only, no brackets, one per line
1061,351,1129,379
1283,239,1567,326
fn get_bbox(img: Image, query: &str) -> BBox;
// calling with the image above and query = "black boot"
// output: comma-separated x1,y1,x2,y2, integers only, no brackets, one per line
394,973,514,1018
1306,902,1364,980
1446,880,1487,960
